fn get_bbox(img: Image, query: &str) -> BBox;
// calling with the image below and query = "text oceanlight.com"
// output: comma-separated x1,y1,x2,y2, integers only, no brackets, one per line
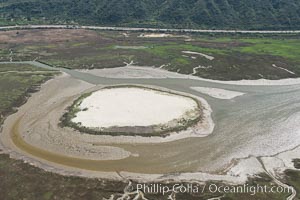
135,183,294,196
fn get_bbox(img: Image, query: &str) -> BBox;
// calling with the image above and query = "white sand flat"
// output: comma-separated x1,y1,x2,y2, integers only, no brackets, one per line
72,87,198,128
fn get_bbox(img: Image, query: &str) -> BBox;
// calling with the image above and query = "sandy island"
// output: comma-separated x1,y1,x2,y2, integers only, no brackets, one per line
73,87,199,128
70,86,202,136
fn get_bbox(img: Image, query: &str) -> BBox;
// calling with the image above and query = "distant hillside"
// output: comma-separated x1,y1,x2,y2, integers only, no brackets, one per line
0,0,300,30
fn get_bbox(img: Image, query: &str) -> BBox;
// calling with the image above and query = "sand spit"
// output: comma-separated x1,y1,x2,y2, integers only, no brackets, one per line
72,87,199,128
78,66,300,86
182,51,215,60
191,87,245,99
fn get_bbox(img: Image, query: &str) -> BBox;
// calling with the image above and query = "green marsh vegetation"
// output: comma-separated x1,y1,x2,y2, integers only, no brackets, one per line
1,29,300,80
0,63,57,124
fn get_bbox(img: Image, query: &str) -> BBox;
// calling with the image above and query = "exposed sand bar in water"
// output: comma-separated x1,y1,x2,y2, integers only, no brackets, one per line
73,87,199,128
190,87,245,99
